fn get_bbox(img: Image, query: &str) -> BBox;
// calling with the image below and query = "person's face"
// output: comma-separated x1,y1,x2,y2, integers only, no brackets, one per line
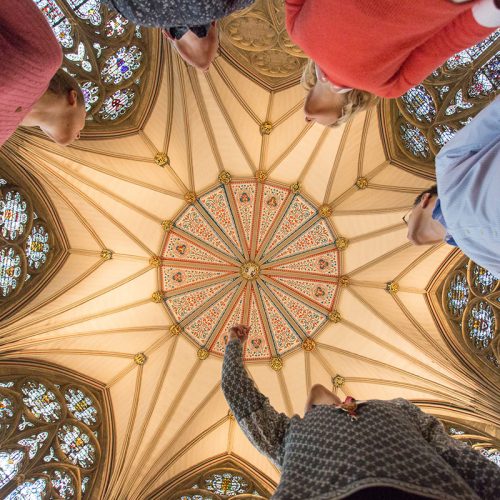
42,90,86,146
304,80,348,127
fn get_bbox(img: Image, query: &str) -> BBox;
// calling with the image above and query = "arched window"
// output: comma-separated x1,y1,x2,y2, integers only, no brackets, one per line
382,31,499,178
440,256,499,373
444,421,500,467
151,460,273,499
0,155,67,322
33,0,161,133
0,363,111,498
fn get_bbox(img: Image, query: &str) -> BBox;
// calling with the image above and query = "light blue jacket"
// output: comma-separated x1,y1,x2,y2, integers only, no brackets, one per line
435,96,500,278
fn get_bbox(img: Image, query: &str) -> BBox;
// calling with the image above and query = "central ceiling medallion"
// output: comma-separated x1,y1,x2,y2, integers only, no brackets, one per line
160,178,341,361
240,261,260,281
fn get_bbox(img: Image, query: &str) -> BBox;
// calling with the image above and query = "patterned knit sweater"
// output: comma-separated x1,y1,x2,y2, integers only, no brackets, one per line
222,340,500,499
0,0,62,147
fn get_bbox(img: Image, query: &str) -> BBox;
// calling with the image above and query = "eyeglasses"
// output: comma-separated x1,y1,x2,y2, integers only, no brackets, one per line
402,209,412,225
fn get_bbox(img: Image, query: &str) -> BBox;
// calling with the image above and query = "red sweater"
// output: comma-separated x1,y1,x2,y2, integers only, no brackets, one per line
0,0,62,147
286,0,495,98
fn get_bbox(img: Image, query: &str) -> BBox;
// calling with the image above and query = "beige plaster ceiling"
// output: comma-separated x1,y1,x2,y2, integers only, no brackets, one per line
2,34,499,499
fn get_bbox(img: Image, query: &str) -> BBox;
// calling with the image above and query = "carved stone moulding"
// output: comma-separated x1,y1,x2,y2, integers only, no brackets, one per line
219,0,308,91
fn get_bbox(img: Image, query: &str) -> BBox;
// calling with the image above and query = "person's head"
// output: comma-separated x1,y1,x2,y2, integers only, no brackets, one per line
301,60,377,127
41,69,86,145
304,384,342,414
405,184,447,245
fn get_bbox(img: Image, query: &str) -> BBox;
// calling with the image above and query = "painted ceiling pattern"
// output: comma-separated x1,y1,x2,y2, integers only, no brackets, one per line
160,179,339,361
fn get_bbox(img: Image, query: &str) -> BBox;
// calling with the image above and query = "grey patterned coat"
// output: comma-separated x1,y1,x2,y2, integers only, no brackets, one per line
222,339,500,499
107,0,253,28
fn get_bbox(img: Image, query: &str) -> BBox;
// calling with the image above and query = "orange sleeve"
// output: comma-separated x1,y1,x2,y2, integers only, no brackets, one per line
375,9,495,98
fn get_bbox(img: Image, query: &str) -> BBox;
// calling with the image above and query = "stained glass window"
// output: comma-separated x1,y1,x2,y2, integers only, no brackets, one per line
441,257,499,372
32,0,155,127
0,373,105,498
25,223,50,271
399,123,430,159
401,85,436,123
57,424,97,468
21,380,62,422
386,31,499,173
4,476,48,500
64,387,99,426
0,450,25,489
205,471,249,496
0,164,61,321
101,46,142,85
99,88,136,121
445,271,469,318
0,189,30,241
466,301,495,350
161,464,270,499
0,246,23,298
444,422,500,468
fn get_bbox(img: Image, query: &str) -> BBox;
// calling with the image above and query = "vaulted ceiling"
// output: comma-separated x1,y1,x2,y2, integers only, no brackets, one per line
1,3,499,500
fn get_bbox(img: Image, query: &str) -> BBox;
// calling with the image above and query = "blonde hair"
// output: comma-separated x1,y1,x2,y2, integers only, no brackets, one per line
301,59,378,128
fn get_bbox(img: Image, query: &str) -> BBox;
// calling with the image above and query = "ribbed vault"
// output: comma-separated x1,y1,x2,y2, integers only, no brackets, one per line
1,35,499,499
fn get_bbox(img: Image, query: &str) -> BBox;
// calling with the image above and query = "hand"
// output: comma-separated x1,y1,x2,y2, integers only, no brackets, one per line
227,324,250,344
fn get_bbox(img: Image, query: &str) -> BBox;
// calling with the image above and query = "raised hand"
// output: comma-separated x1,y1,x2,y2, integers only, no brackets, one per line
227,323,250,344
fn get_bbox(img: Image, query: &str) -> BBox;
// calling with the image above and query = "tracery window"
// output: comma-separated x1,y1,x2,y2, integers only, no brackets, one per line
0,157,66,322
444,421,500,467
0,367,110,499
33,0,161,131
383,31,499,177
156,463,271,500
440,256,499,373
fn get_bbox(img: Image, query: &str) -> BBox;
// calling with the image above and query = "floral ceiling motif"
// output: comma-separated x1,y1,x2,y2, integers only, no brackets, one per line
219,0,307,90
160,178,340,363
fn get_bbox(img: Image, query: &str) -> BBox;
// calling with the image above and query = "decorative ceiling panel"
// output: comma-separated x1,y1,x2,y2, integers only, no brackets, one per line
160,178,340,362
219,0,307,91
